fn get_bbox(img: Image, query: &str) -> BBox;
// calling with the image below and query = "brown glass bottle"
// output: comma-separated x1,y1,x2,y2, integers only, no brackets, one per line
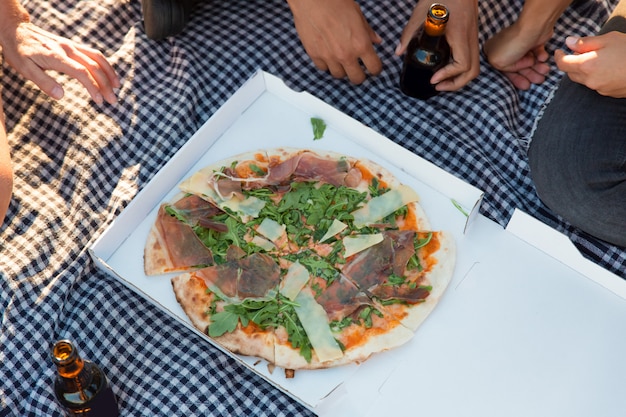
52,340,119,417
399,3,450,99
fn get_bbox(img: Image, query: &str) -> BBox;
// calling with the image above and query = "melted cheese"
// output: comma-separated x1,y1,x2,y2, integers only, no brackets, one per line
294,290,343,362
319,219,348,243
256,218,286,243
251,235,275,251
343,233,384,257
351,184,419,228
280,261,310,301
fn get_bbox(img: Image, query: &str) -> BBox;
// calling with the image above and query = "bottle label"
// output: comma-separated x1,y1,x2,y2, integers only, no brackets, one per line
414,49,441,67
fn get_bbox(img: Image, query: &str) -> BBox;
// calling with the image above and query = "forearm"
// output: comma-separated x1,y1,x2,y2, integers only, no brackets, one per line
517,0,574,32
0,94,13,226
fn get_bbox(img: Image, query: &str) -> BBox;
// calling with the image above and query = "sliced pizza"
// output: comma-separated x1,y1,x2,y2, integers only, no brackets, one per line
144,147,455,372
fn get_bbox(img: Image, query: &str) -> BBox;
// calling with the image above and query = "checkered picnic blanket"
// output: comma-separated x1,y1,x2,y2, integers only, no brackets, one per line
1,0,622,415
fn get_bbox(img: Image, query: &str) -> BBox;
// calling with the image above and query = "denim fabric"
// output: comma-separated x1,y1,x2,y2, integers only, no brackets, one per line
528,4,626,247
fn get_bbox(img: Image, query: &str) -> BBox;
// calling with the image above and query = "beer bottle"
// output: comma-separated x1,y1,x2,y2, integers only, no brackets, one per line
52,339,120,417
399,3,450,99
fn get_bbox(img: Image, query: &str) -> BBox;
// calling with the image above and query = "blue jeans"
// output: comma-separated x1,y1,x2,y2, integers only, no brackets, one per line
528,2,626,247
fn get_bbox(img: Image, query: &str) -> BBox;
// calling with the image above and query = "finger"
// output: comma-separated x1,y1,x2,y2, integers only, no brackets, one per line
555,48,595,73
504,72,532,90
40,55,105,104
531,61,550,76
564,35,604,54
370,30,383,44
78,46,121,88
518,67,546,85
326,61,347,80
311,57,329,72
359,50,383,77
495,52,537,73
532,45,549,63
432,63,472,91
395,7,426,55
431,61,470,90
18,60,65,100
344,62,367,84
63,47,118,103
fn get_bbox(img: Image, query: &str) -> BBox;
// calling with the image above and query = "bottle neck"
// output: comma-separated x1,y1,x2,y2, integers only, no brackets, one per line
52,340,86,378
424,20,446,37
423,4,448,37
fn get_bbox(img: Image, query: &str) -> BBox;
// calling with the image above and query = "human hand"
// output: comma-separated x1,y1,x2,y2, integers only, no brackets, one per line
286,0,382,84
0,21,120,104
395,0,480,92
556,32,626,98
483,22,551,90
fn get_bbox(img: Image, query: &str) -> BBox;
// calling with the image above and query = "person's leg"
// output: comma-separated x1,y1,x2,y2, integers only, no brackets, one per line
142,0,196,40
528,0,626,247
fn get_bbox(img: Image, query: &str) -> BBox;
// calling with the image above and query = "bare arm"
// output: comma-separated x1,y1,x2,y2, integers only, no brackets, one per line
0,0,120,104
0,92,13,227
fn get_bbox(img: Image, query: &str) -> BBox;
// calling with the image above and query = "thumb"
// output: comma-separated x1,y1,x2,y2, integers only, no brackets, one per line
395,30,412,56
565,35,603,53
395,15,423,56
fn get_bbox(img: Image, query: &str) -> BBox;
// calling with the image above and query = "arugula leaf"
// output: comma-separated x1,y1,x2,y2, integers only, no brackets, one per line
406,232,433,271
384,273,408,286
358,306,383,328
208,311,239,337
278,295,314,362
311,117,327,140
285,250,340,285
164,205,189,223
329,317,353,332
451,199,469,217
249,164,266,176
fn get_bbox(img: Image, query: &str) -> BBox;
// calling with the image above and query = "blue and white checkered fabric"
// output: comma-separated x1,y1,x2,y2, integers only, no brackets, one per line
1,0,622,415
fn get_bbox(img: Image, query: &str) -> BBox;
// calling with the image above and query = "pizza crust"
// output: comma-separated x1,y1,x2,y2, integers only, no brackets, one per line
144,224,174,276
171,273,275,364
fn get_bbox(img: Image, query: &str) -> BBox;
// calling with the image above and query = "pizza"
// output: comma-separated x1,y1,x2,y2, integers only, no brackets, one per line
144,148,455,372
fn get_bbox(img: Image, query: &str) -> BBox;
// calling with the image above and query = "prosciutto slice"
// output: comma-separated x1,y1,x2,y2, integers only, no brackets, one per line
369,284,431,304
196,251,280,300
315,274,374,321
265,151,361,187
342,230,416,292
155,204,214,270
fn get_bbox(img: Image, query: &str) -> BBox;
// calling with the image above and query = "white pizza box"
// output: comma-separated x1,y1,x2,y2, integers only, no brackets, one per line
89,70,483,410
89,70,626,415
316,211,626,417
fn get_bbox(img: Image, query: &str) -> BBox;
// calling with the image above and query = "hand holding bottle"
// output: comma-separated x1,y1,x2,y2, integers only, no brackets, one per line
396,0,480,92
